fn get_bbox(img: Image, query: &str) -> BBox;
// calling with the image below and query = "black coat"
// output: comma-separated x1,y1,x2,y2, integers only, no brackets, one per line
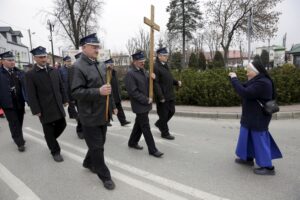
230,74,273,131
154,60,179,101
0,66,27,109
71,53,115,127
124,65,152,114
25,64,67,124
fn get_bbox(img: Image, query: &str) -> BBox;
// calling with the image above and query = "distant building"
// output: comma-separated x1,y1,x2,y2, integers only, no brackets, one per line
0,26,30,68
203,50,248,67
287,44,300,68
255,45,286,67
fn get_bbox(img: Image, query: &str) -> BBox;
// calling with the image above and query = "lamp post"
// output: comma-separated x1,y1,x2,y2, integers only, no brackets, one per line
47,20,55,67
27,29,35,64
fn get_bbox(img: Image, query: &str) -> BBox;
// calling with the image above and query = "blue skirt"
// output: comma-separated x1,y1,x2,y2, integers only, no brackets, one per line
236,126,282,167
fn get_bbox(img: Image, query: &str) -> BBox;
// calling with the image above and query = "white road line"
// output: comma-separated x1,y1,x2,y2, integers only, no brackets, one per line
23,132,188,200
0,162,40,200
25,127,230,200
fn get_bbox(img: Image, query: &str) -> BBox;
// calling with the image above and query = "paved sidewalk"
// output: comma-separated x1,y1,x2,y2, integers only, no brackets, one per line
121,100,300,120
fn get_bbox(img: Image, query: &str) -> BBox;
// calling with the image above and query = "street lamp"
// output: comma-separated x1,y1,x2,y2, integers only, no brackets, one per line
47,20,55,67
27,29,35,64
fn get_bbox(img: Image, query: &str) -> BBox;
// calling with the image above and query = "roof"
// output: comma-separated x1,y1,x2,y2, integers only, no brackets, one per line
289,44,300,54
12,31,23,37
0,27,13,33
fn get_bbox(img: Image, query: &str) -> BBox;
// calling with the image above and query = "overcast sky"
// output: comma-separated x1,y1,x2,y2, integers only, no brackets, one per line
0,0,299,55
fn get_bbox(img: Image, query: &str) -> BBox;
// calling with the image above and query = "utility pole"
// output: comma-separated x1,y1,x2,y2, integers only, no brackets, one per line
247,7,253,64
47,20,55,67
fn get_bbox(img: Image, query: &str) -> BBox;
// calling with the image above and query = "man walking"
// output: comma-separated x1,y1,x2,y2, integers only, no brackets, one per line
72,33,116,190
0,51,27,151
25,46,68,162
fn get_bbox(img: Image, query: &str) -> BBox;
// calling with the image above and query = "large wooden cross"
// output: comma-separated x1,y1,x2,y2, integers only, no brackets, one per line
144,5,160,99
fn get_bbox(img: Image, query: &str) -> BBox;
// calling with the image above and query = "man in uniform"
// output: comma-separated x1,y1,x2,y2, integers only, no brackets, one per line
0,51,27,151
59,55,83,139
25,46,68,162
71,33,117,190
103,58,130,126
124,51,163,158
154,47,181,140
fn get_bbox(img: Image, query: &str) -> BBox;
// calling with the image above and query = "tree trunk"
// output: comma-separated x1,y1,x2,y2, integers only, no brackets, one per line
181,0,185,69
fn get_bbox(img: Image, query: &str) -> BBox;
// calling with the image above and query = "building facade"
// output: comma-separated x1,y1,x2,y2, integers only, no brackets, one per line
0,27,30,68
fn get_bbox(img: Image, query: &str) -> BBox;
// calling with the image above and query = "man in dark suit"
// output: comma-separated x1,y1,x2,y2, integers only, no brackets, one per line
124,51,163,158
154,47,181,140
0,51,27,152
25,46,68,162
59,55,83,139
72,33,117,190
103,58,130,126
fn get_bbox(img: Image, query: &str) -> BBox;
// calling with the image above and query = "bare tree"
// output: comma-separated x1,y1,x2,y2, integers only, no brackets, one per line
206,0,282,65
125,28,150,58
203,25,221,60
52,0,103,49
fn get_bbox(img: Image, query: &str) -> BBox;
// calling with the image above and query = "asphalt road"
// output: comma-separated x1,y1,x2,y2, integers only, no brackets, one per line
0,110,299,200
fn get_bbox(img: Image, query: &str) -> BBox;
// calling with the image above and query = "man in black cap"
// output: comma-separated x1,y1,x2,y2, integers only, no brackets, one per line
59,55,83,139
71,33,117,190
0,51,27,152
124,51,163,158
154,47,181,140
25,46,68,162
103,58,130,126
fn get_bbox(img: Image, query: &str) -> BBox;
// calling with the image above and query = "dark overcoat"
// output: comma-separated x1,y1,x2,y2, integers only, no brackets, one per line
124,65,152,114
25,64,67,124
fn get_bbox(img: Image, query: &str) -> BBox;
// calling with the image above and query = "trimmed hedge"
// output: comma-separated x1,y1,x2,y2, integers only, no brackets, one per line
172,64,300,106
119,64,300,106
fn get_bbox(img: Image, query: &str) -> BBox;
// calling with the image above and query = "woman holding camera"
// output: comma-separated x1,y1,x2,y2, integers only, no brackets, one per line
228,59,282,175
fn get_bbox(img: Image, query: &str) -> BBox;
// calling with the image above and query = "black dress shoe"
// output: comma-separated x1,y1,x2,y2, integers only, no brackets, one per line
161,134,175,140
77,131,84,139
103,180,115,190
121,121,131,126
128,144,143,150
107,122,112,127
52,153,64,162
18,145,25,152
154,121,160,129
149,150,164,158
254,167,275,175
235,158,254,166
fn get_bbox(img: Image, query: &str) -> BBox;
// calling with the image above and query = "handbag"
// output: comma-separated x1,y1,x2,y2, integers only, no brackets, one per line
257,99,280,115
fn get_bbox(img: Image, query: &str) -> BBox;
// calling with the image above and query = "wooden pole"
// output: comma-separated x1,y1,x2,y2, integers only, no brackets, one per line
144,5,160,99
105,67,112,122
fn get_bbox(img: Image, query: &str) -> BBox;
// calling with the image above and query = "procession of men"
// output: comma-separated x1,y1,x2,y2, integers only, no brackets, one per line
0,30,183,190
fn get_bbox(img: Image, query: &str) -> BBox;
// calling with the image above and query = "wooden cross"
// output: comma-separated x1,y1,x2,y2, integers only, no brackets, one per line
144,5,160,99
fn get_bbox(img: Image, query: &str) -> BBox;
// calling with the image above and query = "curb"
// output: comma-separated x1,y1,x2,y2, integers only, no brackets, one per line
123,106,300,120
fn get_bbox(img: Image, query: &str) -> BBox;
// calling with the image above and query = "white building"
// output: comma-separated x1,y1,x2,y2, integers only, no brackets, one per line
255,45,286,67
0,27,30,68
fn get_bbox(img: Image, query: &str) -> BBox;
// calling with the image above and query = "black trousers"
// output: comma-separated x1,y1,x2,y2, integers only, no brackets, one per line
82,125,111,182
3,108,25,147
116,102,127,124
156,100,175,136
128,112,157,154
42,118,66,155
67,101,78,119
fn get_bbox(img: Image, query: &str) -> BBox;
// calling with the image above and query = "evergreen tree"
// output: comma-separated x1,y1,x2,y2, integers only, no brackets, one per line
198,51,206,70
169,52,182,70
213,51,225,68
261,50,270,68
189,52,198,69
167,0,202,68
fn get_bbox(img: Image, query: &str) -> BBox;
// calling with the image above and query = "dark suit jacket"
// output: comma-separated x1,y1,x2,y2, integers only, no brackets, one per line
71,53,115,126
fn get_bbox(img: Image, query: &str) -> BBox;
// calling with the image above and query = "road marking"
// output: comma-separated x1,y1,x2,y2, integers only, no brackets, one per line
24,132,188,200
0,162,40,200
25,127,230,200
